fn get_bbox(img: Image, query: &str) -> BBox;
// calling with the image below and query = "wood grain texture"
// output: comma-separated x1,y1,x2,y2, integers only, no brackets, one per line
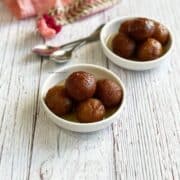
29,14,115,180
104,1,180,179
0,2,43,180
0,0,180,180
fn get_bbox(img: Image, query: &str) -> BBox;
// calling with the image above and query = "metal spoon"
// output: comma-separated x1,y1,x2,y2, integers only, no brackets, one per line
32,24,104,56
49,40,86,63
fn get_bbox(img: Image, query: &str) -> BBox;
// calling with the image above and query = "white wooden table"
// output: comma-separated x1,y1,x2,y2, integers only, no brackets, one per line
0,0,180,179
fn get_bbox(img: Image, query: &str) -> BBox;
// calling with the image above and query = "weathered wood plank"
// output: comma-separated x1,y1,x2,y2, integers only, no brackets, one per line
0,2,43,180
105,0,180,179
29,15,115,180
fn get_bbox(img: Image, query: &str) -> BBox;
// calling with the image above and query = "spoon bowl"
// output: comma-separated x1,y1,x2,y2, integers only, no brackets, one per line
32,45,59,56
50,49,72,63
49,41,85,63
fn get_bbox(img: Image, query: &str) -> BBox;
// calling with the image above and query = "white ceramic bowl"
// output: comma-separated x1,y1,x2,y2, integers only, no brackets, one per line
40,64,126,133
100,16,174,71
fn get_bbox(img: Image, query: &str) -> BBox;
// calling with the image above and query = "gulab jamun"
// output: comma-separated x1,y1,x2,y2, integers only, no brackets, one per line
96,79,122,107
45,86,72,116
152,22,169,45
129,18,155,41
112,32,136,58
76,98,105,123
137,38,163,61
65,71,96,101
119,20,132,34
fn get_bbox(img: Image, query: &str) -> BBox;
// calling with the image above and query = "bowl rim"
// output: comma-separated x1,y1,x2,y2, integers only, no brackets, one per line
100,16,174,65
40,64,126,127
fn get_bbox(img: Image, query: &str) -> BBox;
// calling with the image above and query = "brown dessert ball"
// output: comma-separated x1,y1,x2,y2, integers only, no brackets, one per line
112,32,136,58
152,22,169,45
45,86,72,116
96,79,122,107
129,18,155,41
65,71,96,101
76,98,105,123
119,20,132,34
137,38,163,61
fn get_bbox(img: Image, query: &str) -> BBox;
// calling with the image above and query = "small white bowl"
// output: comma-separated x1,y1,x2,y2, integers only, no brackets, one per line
40,64,126,133
100,16,174,71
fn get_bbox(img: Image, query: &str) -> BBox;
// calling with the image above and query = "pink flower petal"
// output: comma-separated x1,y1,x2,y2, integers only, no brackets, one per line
37,18,56,39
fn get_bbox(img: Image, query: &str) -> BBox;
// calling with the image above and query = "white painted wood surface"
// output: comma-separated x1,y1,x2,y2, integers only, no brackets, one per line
0,0,180,179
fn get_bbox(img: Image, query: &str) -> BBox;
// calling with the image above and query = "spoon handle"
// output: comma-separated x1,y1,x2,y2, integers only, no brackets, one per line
50,40,90,63
50,24,103,49
71,40,87,51
60,37,88,49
